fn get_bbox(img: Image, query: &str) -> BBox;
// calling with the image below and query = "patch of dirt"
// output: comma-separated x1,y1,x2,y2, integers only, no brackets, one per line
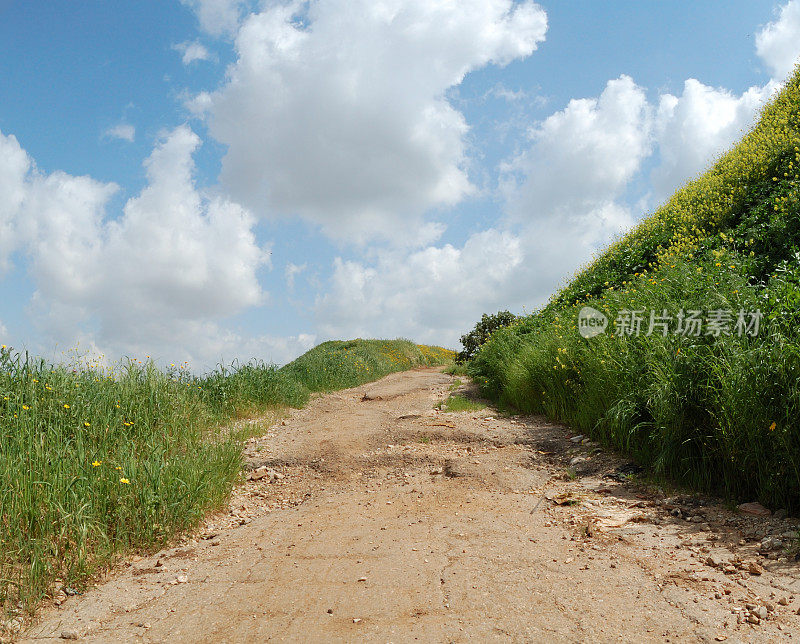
18,368,800,643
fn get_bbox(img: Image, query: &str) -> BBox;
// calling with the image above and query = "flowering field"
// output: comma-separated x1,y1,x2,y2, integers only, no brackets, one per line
0,339,453,615
469,66,800,511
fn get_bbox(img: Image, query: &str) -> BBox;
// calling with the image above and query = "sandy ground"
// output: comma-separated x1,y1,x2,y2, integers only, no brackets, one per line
19,367,800,643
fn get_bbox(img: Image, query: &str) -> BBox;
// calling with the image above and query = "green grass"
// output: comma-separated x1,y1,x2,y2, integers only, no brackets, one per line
437,394,485,413
0,339,454,619
468,65,800,511
279,339,455,392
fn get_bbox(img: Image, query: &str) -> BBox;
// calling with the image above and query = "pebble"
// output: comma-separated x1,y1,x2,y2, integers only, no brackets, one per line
248,466,269,481
570,435,584,443
760,536,783,552
738,502,771,517
176,575,188,584
748,562,765,575
60,630,79,640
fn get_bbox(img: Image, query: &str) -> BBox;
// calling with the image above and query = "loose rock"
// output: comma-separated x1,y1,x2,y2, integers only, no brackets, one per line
738,502,771,517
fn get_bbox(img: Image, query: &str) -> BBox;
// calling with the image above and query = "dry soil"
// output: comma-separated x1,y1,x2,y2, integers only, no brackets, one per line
21,367,800,642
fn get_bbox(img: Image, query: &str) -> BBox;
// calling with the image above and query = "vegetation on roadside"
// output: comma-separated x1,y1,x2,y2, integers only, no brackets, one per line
468,66,800,511
437,394,485,413
456,311,516,363
0,339,454,619
280,339,454,392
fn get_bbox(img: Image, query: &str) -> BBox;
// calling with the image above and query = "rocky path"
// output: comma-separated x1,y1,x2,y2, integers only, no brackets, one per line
21,368,800,642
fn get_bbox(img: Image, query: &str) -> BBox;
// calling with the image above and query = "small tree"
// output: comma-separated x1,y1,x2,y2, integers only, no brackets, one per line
457,310,516,363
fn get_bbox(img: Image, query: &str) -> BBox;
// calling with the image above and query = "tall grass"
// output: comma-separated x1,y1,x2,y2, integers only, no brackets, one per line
469,65,800,510
279,339,455,392
0,339,454,617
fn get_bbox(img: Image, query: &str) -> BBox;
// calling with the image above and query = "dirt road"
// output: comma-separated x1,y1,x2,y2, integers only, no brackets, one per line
22,368,800,642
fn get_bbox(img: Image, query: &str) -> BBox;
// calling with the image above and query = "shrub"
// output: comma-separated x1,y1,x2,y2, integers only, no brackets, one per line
457,311,517,363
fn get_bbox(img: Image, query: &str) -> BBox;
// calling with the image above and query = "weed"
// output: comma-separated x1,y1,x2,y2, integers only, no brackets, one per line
438,395,486,413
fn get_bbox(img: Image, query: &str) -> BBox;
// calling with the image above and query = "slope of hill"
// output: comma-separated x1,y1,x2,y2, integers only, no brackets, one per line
469,66,800,510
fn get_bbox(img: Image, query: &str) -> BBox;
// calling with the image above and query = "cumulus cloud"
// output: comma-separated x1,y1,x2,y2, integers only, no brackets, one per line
0,131,29,274
191,0,547,243
651,79,780,204
756,0,800,80
503,75,649,245
0,126,274,366
103,123,136,142
173,40,215,65
316,228,523,345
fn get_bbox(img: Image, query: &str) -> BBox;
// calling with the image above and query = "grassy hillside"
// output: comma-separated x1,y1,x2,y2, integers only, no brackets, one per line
280,339,455,392
469,66,800,510
0,339,453,618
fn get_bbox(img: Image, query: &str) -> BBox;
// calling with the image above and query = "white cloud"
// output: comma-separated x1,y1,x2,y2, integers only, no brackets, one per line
503,75,649,240
104,123,136,142
0,131,29,274
0,319,7,342
186,326,316,367
756,0,800,80
651,79,780,204
192,0,547,243
315,228,523,345
0,126,274,367
173,40,215,65
180,0,250,37
285,262,307,290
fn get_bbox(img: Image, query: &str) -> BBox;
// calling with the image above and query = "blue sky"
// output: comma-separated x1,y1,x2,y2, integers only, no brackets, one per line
0,0,799,369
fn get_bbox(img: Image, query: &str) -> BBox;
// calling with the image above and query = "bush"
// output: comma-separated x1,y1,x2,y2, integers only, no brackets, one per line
457,311,517,363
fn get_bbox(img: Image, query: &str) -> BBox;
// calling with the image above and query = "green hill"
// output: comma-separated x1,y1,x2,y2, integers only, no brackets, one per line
469,66,800,510
280,339,455,393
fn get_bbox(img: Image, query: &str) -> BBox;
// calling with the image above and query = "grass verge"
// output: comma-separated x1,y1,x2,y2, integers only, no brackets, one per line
0,339,454,620
437,394,486,413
